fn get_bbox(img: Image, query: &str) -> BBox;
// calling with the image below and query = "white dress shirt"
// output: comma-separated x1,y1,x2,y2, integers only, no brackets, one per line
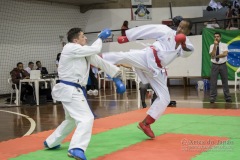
209,42,228,64
24,67,31,74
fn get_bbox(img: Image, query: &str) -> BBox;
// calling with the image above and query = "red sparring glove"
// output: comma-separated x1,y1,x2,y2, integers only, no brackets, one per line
175,33,186,44
117,36,129,44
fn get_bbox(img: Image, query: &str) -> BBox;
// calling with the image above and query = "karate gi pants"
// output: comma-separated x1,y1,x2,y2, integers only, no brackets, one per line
103,49,170,120
45,87,94,151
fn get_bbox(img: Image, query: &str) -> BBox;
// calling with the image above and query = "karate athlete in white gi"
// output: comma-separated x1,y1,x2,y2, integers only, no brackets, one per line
43,28,125,160
102,20,194,139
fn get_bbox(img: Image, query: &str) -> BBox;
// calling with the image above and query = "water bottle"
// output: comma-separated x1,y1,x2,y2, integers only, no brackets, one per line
203,79,207,91
203,79,209,91
206,80,209,90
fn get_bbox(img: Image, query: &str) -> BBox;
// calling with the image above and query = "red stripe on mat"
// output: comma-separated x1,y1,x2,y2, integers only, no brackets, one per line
0,108,239,159
96,133,229,160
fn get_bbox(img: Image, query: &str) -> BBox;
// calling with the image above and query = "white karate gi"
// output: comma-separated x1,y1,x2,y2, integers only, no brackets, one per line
103,24,194,120
46,38,120,151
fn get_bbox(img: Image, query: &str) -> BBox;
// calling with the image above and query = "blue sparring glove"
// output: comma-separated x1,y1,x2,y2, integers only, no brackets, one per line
98,28,111,40
112,77,126,94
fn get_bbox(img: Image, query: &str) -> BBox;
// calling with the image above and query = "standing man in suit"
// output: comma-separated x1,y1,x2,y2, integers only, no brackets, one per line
209,32,232,103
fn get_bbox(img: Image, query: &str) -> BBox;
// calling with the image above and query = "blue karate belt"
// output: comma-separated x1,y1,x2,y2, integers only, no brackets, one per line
60,80,82,88
59,80,97,117
59,80,87,98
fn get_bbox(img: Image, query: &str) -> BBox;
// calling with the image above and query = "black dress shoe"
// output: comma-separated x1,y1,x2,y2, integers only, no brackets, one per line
226,99,232,103
210,100,215,103
142,102,147,108
210,98,215,103
168,101,176,106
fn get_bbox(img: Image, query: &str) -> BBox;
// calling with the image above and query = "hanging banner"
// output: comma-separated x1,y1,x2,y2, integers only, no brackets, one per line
202,28,240,80
131,0,152,21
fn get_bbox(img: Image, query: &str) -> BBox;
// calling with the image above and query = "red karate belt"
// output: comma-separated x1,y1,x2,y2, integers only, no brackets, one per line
150,46,167,76
150,46,162,68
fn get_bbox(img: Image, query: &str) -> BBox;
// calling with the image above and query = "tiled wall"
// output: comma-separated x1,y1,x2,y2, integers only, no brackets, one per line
0,0,91,94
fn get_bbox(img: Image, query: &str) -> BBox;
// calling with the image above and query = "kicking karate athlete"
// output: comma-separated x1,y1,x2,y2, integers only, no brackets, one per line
44,28,125,160
102,19,194,139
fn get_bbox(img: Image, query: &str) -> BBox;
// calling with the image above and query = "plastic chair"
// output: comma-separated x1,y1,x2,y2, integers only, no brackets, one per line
98,70,115,90
8,78,19,105
137,87,154,109
235,67,240,91
121,67,137,89
128,68,154,108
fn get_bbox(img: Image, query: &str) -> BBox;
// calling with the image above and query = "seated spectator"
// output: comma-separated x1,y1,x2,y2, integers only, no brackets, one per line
87,66,99,96
36,60,48,75
139,82,157,108
233,0,240,11
232,0,240,28
25,61,34,74
204,18,220,29
56,53,61,68
10,62,33,102
121,20,129,36
226,5,234,29
207,0,222,11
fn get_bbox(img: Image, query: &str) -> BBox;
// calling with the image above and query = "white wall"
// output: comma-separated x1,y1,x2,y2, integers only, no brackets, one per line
84,6,205,44
0,0,90,94
86,6,205,32
167,35,202,77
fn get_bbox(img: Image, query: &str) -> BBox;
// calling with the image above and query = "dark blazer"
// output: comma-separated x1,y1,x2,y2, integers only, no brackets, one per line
37,67,48,75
